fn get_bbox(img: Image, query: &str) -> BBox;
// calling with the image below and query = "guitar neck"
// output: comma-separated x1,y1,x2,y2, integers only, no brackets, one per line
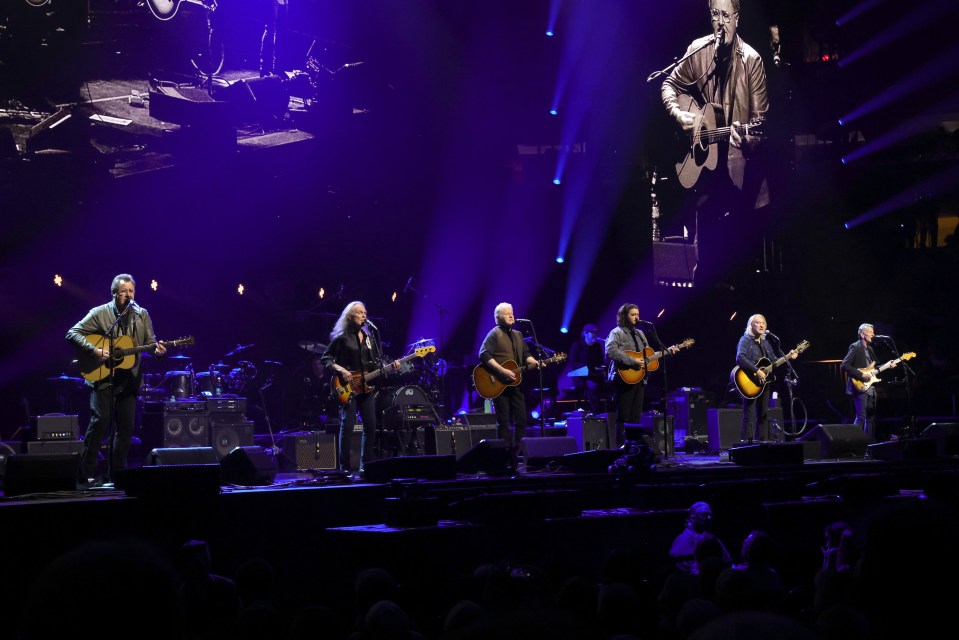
364,354,417,382
700,122,754,145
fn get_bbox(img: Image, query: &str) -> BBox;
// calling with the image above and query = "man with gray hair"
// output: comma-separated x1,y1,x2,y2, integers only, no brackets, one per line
840,323,895,438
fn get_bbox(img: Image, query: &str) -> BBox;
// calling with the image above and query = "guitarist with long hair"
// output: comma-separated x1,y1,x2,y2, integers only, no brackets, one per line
660,0,769,287
606,304,679,447
735,314,796,442
840,323,895,439
478,303,540,461
66,274,167,487
320,301,397,477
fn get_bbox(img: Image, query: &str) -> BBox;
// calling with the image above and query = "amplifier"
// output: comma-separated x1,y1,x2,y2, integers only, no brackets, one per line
143,400,207,413
30,414,78,440
205,397,247,413
382,405,438,430
27,439,83,455
209,411,247,426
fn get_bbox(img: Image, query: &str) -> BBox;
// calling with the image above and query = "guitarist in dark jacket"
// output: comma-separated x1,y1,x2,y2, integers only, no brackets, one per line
840,323,893,439
735,314,796,442
66,274,166,486
478,303,539,455
660,0,769,287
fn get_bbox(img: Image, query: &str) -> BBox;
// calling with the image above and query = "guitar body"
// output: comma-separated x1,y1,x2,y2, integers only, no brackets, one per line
675,95,720,189
79,334,195,382
146,0,179,20
731,359,770,400
473,360,520,400
331,372,375,405
618,348,656,385
853,363,877,393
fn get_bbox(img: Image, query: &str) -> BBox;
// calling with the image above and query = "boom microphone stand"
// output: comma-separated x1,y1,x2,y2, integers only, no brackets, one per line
97,303,131,487
641,321,672,461
517,319,547,434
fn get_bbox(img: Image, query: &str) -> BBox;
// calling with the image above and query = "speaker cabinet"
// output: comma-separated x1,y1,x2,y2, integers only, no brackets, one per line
220,446,278,486
30,414,79,440
653,241,697,285
666,389,714,437
142,412,210,449
210,422,255,459
456,439,511,476
26,439,83,455
707,407,785,450
921,423,959,457
145,447,218,466
421,426,498,458
730,442,804,467
363,455,456,483
114,464,221,499
799,424,871,459
280,432,337,471
565,415,610,451
520,436,579,471
636,413,676,457
867,438,937,462
3,453,79,496
456,412,499,428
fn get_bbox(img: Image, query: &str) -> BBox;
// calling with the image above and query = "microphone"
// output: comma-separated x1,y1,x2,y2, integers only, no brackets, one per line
875,334,893,341
715,28,726,46
403,276,413,293
515,318,531,323
765,330,780,341
366,318,378,330
637,319,654,326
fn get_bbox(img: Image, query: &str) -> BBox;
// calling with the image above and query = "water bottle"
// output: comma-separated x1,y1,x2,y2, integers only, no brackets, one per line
484,398,493,413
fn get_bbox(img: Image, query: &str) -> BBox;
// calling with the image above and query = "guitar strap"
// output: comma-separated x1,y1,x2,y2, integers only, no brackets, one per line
630,328,646,351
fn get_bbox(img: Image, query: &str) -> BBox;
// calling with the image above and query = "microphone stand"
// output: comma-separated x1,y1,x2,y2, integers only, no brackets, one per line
647,34,718,83
769,335,796,442
519,319,547,434
643,322,672,461
101,303,130,485
406,281,448,418
882,336,916,438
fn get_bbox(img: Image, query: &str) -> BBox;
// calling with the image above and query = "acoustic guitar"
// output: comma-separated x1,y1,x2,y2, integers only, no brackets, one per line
145,0,215,21
78,334,195,382
730,340,809,400
472,353,567,400
852,352,915,392
617,338,695,385
674,94,763,189
331,346,435,405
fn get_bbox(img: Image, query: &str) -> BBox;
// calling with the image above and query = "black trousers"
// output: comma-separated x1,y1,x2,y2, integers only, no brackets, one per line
614,379,645,447
492,386,527,447
338,391,378,472
80,379,138,480
741,384,771,441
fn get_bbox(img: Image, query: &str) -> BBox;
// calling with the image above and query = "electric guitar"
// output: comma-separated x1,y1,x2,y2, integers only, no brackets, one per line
852,352,915,392
473,353,567,400
145,0,216,21
78,334,195,382
674,94,763,189
331,346,435,404
617,338,695,384
731,340,810,400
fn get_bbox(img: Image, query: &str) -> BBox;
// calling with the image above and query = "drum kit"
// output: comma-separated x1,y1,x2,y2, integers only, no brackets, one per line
142,344,260,402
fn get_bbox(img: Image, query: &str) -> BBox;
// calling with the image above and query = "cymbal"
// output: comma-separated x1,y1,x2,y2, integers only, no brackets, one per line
298,340,327,353
48,375,84,383
167,354,191,360
226,343,255,357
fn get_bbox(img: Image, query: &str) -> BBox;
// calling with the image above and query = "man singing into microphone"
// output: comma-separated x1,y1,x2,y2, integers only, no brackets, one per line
661,0,769,288
66,274,166,487
606,304,678,447
840,323,895,439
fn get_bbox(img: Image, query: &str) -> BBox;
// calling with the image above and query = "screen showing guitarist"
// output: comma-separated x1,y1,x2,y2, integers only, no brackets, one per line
660,0,769,288
735,314,796,442
320,301,398,477
605,304,679,447
478,303,540,462
840,323,896,440
66,274,167,487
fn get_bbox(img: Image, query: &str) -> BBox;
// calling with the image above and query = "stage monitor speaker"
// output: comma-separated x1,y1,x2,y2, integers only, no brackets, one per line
30,414,79,440
799,424,871,459
142,412,210,449
145,446,218,466
114,464,221,499
213,75,290,122
456,439,510,476
25,107,92,153
280,432,337,471
867,438,937,462
561,449,621,474
730,442,804,467
211,422,255,459
636,413,676,457
921,423,959,457
520,436,579,471
653,241,696,286
220,446,278,486
565,415,609,451
2,453,79,496
149,85,233,128
363,455,456,483
707,407,785,450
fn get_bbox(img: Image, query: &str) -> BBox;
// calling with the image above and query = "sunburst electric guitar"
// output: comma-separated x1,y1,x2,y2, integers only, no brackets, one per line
852,352,916,392
78,334,195,382
473,353,567,400
332,346,435,404
731,340,810,400
674,94,763,189
617,338,695,384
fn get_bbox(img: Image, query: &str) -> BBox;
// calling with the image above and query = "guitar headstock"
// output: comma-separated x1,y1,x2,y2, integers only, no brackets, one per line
554,353,567,363
169,336,195,347
901,352,916,361
794,340,810,354
678,338,695,349
414,346,436,358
